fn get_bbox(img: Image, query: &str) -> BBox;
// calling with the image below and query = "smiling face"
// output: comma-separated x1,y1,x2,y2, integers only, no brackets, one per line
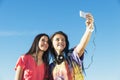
38,35,49,52
52,34,66,55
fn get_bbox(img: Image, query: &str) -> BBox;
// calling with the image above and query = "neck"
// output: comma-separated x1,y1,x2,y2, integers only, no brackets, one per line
32,51,44,65
37,51,44,60
36,53,43,65
56,51,62,55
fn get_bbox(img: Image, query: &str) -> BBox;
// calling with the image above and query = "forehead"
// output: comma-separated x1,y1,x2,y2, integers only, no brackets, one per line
40,36,48,40
53,34,65,39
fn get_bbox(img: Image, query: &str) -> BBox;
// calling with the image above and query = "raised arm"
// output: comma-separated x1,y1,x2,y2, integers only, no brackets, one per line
75,13,94,57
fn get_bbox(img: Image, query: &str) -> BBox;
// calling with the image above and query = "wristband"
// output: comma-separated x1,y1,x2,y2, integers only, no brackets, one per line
86,26,94,32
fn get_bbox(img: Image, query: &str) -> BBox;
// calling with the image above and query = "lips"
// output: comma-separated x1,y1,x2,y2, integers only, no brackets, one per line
57,44,64,47
41,44,48,50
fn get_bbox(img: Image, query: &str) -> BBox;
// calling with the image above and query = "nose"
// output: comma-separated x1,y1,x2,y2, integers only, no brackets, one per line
59,39,64,43
44,41,48,44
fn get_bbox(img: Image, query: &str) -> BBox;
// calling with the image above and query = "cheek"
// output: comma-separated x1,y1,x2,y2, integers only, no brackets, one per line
53,44,58,50
38,42,41,48
52,44,56,49
46,44,49,48
52,41,57,46
63,42,66,47
38,44,41,50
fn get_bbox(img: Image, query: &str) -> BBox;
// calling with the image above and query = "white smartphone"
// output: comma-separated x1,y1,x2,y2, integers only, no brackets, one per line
80,11,88,19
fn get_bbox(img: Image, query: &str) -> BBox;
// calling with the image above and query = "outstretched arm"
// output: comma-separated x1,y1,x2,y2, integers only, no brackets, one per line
75,13,94,57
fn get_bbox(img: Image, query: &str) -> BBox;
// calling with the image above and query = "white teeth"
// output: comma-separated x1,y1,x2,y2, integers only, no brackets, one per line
58,44,63,47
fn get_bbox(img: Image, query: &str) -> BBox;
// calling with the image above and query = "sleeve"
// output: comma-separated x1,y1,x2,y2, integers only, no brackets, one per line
68,50,83,66
14,55,26,70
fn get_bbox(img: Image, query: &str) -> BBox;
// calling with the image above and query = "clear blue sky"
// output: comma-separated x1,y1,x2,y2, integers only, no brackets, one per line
0,0,120,80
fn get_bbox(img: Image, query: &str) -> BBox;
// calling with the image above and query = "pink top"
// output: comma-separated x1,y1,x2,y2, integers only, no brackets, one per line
15,54,47,80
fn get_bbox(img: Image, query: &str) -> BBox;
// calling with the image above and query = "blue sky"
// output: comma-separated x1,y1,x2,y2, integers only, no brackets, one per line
0,0,120,80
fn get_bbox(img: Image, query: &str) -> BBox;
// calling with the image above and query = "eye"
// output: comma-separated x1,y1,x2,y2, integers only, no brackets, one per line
41,39,45,42
56,38,59,41
42,38,48,43
61,39,65,42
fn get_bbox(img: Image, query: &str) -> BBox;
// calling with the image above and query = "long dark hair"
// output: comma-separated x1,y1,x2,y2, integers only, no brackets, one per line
26,33,51,64
50,31,69,57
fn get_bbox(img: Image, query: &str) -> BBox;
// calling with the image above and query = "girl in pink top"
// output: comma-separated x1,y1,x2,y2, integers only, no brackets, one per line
15,33,51,80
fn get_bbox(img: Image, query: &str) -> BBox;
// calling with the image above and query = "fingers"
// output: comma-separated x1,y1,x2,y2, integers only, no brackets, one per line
86,13,94,22
85,14,94,29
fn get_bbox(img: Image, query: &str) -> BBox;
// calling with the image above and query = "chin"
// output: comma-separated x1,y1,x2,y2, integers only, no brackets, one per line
41,48,47,52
